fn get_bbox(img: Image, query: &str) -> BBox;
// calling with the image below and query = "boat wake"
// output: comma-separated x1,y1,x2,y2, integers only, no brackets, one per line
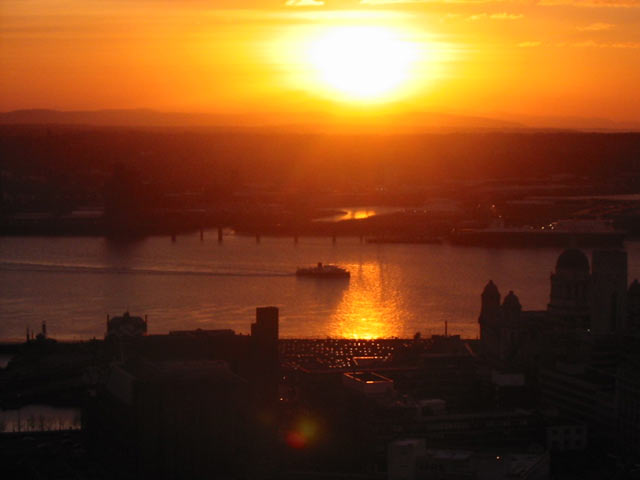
0,261,293,278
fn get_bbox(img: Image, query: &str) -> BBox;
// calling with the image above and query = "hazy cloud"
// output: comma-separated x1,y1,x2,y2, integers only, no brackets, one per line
111,0,640,8
576,22,614,30
570,40,640,47
518,41,542,47
360,0,516,5
491,12,524,18
39,0,637,7
536,0,640,7
285,0,325,5
467,12,523,19
362,0,639,6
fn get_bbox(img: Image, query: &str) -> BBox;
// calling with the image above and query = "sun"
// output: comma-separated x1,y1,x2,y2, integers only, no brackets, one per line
308,26,419,102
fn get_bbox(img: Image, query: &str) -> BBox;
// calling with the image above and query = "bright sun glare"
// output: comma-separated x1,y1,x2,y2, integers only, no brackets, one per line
308,26,419,102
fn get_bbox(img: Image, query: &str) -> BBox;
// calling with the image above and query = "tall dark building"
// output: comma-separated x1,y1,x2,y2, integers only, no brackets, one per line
616,336,640,458
250,306,280,402
478,280,501,356
0,168,4,214
628,280,640,333
591,249,628,335
247,307,280,475
252,306,279,345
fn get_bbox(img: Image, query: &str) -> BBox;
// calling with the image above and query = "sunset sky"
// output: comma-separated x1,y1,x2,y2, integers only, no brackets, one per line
1,0,639,125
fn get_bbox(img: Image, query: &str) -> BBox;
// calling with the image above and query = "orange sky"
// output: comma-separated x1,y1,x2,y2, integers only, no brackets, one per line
1,0,640,126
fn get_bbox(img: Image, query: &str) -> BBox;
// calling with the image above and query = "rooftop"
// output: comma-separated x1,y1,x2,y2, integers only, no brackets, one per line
344,371,393,384
122,359,245,384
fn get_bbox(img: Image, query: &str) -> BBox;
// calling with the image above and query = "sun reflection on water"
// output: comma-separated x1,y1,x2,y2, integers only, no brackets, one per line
328,262,404,339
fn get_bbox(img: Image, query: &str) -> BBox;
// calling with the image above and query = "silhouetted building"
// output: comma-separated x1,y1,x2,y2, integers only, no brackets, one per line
388,439,550,480
0,170,4,215
478,284,545,365
488,370,532,410
479,248,636,366
251,306,279,366
591,249,627,335
343,371,394,397
478,280,501,358
88,359,248,479
538,362,616,445
85,307,280,478
250,306,280,403
627,280,640,333
547,248,591,331
478,248,639,449
545,419,587,452
106,312,147,339
616,336,640,459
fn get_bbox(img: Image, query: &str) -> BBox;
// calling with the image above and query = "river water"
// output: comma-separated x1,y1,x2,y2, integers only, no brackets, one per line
2,232,640,341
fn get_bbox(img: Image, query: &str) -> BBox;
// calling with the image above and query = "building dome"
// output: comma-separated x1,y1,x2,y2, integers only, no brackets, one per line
556,248,589,272
482,280,500,297
503,290,521,310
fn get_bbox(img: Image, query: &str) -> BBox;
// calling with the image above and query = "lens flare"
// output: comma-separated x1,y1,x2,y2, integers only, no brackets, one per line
285,418,320,449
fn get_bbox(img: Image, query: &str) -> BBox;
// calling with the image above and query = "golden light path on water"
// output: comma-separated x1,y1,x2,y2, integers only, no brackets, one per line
327,262,405,339
8,233,636,341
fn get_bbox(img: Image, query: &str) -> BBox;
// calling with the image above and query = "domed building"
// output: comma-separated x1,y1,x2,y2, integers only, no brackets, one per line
503,291,522,319
478,282,545,362
106,311,147,338
556,248,591,272
478,248,634,364
477,247,640,455
547,248,591,330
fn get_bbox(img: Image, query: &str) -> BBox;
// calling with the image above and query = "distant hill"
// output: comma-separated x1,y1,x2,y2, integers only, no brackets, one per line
0,108,524,132
0,109,236,128
495,113,640,132
1,108,638,132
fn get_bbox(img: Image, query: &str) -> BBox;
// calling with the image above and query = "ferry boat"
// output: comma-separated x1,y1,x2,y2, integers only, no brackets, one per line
296,262,350,279
449,218,625,248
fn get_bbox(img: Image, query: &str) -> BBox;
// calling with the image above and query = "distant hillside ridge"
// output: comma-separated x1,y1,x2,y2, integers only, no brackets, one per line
2,108,639,132
0,108,556,132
